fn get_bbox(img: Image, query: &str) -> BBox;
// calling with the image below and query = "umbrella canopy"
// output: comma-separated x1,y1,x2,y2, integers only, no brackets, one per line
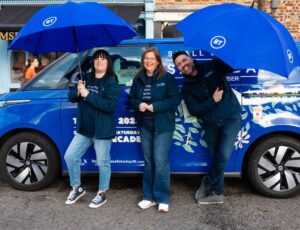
8,1,137,54
176,3,300,78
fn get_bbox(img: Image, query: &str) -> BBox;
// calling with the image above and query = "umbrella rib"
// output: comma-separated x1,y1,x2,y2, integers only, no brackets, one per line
34,31,45,55
260,13,289,75
101,25,117,46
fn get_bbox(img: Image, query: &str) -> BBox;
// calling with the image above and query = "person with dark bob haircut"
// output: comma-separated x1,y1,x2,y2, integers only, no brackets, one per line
129,47,181,212
64,49,120,208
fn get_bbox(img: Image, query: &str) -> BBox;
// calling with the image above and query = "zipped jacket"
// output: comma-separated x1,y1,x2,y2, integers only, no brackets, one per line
129,70,181,134
181,59,241,124
69,73,120,139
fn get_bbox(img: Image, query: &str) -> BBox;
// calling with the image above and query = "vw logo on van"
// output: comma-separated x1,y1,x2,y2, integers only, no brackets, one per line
287,49,294,63
210,36,226,49
43,17,57,27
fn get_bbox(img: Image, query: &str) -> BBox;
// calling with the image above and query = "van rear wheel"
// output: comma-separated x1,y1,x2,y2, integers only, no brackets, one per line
0,132,60,191
247,135,300,198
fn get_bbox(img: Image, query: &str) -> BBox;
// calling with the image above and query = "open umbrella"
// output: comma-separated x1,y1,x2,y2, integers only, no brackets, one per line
176,3,300,78
8,1,137,77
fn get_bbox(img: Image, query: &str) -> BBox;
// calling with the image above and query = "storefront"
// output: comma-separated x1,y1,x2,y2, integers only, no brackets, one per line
0,1,151,93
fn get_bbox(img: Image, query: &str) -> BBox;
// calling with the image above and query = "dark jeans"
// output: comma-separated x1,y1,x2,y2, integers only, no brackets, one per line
203,116,241,195
139,128,173,204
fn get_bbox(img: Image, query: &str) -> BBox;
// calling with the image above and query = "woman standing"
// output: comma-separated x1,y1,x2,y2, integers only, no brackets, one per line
64,49,119,208
129,48,180,212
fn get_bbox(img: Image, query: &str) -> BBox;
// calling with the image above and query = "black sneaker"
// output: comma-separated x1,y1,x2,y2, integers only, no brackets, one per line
197,193,224,205
65,187,86,205
89,192,107,208
195,177,211,201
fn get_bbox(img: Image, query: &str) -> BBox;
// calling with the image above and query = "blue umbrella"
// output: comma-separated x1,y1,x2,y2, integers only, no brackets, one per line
9,1,137,77
176,3,300,78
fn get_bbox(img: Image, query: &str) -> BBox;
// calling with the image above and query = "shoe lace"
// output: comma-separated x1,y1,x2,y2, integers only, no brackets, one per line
67,188,77,200
92,193,103,204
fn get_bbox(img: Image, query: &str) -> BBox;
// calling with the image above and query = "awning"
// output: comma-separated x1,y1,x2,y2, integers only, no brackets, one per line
0,6,43,30
0,5,143,30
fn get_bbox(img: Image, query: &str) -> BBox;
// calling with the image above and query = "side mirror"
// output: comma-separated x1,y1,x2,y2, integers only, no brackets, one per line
68,72,80,88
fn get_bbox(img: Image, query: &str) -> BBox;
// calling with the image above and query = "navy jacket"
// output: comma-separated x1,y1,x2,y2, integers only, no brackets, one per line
181,59,240,124
129,70,181,134
69,73,120,139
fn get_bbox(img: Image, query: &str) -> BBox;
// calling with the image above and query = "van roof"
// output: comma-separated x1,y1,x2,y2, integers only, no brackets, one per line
119,38,184,45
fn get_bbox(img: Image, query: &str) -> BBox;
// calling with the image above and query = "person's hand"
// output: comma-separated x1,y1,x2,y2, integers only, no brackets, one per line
77,80,85,96
80,88,89,98
139,103,148,112
146,104,154,112
213,87,223,103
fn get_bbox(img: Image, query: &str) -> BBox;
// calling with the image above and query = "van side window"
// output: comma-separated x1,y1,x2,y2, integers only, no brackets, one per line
26,52,87,90
109,46,144,86
87,46,145,86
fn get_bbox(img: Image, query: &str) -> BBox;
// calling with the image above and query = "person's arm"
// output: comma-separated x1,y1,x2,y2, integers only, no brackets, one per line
68,86,80,103
151,74,181,113
181,86,216,117
129,77,143,111
68,80,85,103
84,78,120,114
213,58,233,76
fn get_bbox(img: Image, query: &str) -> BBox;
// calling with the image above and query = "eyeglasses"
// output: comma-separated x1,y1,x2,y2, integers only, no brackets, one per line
143,57,157,61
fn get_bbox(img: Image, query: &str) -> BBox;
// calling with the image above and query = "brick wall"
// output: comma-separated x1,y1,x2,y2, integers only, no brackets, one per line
155,0,300,40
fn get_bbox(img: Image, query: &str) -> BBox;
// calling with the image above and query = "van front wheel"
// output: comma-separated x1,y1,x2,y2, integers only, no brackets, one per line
0,132,60,191
247,135,300,198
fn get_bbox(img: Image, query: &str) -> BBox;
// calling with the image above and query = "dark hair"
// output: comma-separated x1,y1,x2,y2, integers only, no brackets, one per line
140,47,165,79
91,49,115,78
24,56,38,74
172,51,189,63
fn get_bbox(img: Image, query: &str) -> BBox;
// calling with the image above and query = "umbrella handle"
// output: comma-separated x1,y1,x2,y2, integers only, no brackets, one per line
76,50,83,81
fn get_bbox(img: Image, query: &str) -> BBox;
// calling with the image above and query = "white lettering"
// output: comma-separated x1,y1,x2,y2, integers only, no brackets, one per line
112,135,141,143
167,64,176,74
226,76,240,81
246,69,257,74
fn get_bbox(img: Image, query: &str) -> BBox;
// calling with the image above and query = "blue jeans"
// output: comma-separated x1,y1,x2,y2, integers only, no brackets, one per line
203,117,241,195
139,128,173,204
64,133,112,191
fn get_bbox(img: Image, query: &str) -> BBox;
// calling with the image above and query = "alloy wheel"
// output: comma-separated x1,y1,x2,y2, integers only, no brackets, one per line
257,145,300,192
6,142,48,185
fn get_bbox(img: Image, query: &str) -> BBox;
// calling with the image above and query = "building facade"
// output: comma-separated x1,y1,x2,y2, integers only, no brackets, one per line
154,0,300,40
0,0,299,93
0,0,153,93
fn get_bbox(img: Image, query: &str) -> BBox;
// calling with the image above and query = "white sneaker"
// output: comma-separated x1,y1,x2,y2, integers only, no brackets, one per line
158,203,169,213
137,200,157,209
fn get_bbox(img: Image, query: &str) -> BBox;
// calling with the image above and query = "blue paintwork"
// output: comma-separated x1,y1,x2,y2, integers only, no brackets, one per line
1,38,300,175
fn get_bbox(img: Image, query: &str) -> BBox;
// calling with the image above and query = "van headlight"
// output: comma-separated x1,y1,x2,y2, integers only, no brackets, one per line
0,101,6,108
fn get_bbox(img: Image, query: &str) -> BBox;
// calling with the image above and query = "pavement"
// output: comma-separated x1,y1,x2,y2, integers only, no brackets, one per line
0,174,299,230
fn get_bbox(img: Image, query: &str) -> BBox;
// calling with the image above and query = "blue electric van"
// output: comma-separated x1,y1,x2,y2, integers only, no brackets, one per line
1,38,300,198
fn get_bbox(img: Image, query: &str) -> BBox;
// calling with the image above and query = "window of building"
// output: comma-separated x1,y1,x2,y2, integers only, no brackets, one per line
10,50,26,84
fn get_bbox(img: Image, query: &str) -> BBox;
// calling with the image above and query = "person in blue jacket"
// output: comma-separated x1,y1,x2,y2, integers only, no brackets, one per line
173,51,241,205
129,47,180,213
64,49,119,208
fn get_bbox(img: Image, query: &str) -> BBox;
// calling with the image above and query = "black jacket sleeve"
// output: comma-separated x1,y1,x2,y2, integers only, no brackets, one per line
68,86,80,103
129,77,143,111
181,84,216,117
